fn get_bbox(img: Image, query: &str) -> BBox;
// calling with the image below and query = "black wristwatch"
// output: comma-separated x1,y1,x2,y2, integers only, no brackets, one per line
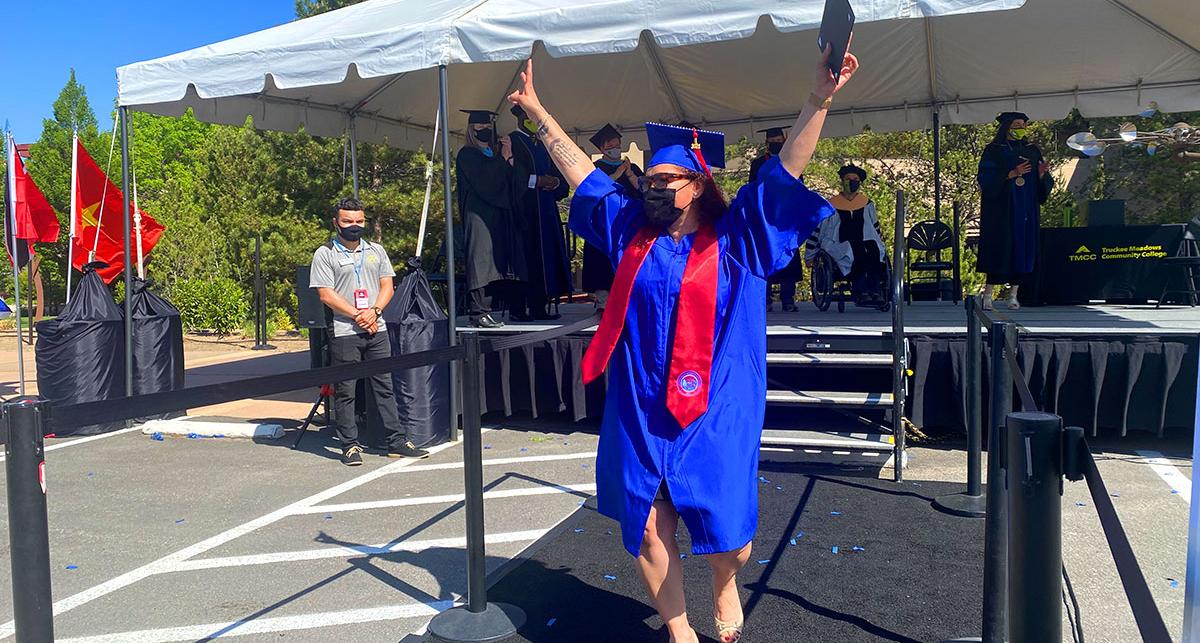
372,307,383,317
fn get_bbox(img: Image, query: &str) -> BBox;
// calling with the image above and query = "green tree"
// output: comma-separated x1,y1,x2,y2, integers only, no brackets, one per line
295,0,366,19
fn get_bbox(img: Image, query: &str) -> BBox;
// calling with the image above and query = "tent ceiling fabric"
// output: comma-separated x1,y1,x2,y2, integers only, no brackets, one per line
117,0,1200,149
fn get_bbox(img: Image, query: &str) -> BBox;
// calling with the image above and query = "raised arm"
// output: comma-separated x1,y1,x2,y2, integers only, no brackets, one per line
778,42,860,179
507,60,595,188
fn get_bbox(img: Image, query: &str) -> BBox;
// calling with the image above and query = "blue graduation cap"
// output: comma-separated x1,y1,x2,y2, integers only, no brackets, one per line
645,123,726,176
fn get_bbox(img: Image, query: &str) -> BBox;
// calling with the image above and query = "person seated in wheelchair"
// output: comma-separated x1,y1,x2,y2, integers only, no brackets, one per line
804,164,888,304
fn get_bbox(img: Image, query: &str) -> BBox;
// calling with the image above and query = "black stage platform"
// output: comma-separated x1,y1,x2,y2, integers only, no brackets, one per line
484,452,983,643
458,302,1199,439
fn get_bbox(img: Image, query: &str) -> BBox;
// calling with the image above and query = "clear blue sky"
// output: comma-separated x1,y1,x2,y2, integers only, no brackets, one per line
1,1,296,143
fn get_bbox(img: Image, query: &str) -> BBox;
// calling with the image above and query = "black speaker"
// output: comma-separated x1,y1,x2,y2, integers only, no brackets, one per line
295,265,330,329
1086,199,1125,226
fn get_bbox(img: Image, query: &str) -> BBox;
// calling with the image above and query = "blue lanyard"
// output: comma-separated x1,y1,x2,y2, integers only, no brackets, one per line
333,238,366,287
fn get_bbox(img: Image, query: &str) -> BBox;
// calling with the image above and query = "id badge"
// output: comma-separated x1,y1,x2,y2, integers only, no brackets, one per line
353,288,370,310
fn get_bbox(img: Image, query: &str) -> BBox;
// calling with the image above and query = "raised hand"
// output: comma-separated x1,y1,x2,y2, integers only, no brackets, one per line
507,59,543,117
1009,160,1033,179
813,40,859,100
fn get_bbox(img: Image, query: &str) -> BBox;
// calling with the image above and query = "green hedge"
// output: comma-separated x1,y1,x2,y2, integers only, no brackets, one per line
173,277,250,335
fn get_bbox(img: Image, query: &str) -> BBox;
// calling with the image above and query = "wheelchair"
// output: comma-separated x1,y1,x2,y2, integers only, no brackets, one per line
810,249,892,313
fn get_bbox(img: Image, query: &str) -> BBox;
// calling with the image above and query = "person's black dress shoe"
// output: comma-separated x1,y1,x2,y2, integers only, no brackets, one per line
470,313,505,328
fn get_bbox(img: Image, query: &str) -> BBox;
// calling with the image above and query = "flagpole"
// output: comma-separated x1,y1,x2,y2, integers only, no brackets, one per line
119,107,133,397
66,129,78,302
6,131,26,396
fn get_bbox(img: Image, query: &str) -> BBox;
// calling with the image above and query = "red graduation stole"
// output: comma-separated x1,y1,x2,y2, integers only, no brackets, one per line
581,223,719,429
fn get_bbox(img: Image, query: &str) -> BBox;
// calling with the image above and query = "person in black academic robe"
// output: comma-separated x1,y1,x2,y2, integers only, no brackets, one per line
752,126,804,312
456,109,526,328
509,105,572,320
976,112,1053,310
584,123,644,308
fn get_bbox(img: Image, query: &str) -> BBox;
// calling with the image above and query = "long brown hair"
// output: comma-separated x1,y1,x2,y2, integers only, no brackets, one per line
692,174,729,221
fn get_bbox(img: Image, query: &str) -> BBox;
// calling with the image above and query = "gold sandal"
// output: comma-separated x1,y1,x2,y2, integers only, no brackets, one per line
715,616,743,642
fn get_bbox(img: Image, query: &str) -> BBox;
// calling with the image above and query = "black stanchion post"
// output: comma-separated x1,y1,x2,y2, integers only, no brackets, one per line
1005,411,1064,643
4,397,55,642
934,295,986,518
427,332,525,642
252,235,274,351
981,321,1013,643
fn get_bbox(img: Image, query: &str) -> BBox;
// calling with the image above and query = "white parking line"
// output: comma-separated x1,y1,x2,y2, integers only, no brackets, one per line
169,529,549,572
392,451,596,474
1136,450,1192,504
0,435,473,640
0,427,140,463
55,601,458,643
296,482,597,515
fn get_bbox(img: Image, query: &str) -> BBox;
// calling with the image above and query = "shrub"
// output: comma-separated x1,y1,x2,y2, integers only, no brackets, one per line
174,277,250,336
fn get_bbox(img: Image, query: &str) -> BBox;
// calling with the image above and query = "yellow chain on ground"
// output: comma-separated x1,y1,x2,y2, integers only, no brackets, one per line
902,416,928,442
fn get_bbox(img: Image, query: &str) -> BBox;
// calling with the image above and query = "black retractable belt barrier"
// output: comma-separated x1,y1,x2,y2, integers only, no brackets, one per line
4,398,55,643
427,332,525,642
934,295,986,518
1005,411,1064,643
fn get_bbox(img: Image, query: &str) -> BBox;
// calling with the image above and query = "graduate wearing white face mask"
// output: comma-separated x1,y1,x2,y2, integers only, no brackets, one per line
583,124,645,308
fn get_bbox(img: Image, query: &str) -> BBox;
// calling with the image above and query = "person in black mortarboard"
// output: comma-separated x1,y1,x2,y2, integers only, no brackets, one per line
976,111,1053,310
507,104,572,320
505,38,859,643
583,123,645,308
455,109,526,328
804,163,888,304
751,126,805,312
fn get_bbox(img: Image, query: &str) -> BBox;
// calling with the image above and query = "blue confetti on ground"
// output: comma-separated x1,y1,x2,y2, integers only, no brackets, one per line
581,464,590,469
187,433,201,439
756,559,770,565
1111,492,1121,498
150,432,164,441
65,565,78,570
795,530,804,539
605,530,612,536
520,447,529,452
324,514,333,520
831,546,839,554
483,445,492,450
912,482,923,487
789,538,797,546
86,473,94,478
1172,489,1180,495
1075,501,1087,507
175,519,185,524
852,546,865,552
1169,579,1180,589
679,553,688,559
546,618,557,627
603,574,617,581
573,528,585,534
830,511,842,516
775,486,783,491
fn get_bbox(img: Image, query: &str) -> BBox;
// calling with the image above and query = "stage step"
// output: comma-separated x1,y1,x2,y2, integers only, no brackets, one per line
766,352,893,367
766,389,894,407
760,428,894,451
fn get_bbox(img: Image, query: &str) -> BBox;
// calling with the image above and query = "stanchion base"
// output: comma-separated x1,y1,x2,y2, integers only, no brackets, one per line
932,491,987,518
251,344,277,351
427,603,525,642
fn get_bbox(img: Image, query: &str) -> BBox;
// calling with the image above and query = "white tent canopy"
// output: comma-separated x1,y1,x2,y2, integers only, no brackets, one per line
116,0,1200,149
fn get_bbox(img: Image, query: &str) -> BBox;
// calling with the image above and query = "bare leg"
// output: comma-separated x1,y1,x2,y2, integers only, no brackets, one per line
981,284,994,310
1007,284,1020,309
705,543,752,642
637,500,698,643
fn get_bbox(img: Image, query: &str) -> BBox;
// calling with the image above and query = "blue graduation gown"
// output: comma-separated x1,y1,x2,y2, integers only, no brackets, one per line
569,157,833,556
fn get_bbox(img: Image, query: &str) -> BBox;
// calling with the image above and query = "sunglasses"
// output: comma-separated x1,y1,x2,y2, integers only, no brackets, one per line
637,172,698,192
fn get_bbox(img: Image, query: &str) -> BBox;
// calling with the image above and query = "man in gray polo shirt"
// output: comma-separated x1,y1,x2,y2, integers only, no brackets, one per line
310,197,429,465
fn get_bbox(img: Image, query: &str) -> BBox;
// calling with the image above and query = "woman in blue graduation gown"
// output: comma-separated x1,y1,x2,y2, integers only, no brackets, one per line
506,45,859,643
976,112,1054,310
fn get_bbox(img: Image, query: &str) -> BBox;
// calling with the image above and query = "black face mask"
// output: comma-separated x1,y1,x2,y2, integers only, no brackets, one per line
643,187,683,225
767,141,784,155
338,224,366,242
474,128,494,143
845,179,862,193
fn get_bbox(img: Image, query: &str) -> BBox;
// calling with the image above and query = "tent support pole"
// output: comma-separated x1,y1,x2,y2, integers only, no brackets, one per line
120,106,133,398
933,109,941,224
349,116,360,198
439,64,459,443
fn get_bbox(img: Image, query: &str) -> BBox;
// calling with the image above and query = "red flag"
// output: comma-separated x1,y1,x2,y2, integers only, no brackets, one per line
5,137,60,267
71,138,164,283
